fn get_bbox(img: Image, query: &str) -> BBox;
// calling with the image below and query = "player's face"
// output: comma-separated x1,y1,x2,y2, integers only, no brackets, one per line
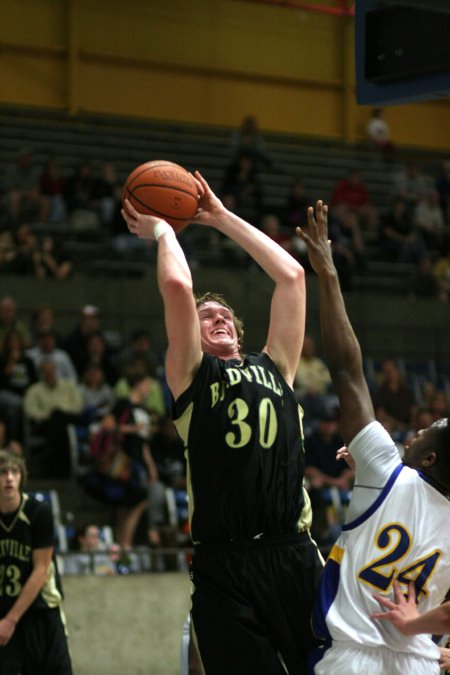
197,302,240,358
0,464,21,505
402,426,434,468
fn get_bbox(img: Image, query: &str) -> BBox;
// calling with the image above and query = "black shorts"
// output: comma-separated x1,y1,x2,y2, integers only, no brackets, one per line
0,607,73,675
190,531,324,675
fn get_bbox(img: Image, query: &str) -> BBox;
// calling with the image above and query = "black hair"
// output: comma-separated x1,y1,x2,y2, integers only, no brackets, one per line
430,418,450,487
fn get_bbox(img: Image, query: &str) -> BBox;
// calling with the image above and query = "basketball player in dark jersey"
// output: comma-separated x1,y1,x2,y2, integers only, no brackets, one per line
0,450,73,675
122,172,324,674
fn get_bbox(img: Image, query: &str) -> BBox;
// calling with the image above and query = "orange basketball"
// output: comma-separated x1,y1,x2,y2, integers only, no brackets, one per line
122,160,199,233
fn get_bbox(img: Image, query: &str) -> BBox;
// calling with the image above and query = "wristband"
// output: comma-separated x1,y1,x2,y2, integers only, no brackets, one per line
154,221,172,241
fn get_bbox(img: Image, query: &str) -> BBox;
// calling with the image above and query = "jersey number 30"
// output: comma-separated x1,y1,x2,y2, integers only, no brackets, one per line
226,397,278,449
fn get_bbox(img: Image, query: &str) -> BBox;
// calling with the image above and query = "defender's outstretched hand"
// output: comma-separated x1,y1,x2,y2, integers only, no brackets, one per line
121,199,170,240
371,580,418,635
296,201,333,275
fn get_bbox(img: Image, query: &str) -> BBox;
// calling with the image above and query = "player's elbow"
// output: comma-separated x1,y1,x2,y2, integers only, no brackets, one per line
161,275,193,304
284,264,305,288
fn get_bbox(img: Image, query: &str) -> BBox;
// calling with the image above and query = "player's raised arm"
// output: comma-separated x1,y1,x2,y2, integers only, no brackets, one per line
122,199,202,400
297,201,375,443
193,171,305,385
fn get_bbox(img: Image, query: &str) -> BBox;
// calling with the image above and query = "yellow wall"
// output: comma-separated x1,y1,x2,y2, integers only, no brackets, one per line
2,0,450,150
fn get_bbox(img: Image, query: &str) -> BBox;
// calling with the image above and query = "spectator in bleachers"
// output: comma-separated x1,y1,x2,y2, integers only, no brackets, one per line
259,213,297,256
327,209,366,291
378,197,425,263
4,148,42,225
420,381,440,411
221,151,264,226
39,158,68,225
36,235,73,279
6,225,71,280
433,243,450,302
62,523,116,576
85,370,162,549
114,329,160,379
0,296,31,349
0,229,16,273
63,161,99,231
428,389,449,422
229,115,273,170
8,223,42,276
83,331,118,387
30,304,62,346
0,414,23,456
365,107,396,159
114,357,166,417
294,334,335,424
305,409,353,547
371,358,417,440
409,254,441,300
23,359,83,478
403,406,435,451
391,162,430,215
90,161,122,227
80,363,116,422
435,159,450,218
0,328,38,442
283,177,311,231
330,169,378,230
26,328,78,382
413,188,447,253
413,406,435,432
64,304,104,377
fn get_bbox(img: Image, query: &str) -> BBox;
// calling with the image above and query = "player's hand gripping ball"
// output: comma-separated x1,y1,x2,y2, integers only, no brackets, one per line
122,160,199,233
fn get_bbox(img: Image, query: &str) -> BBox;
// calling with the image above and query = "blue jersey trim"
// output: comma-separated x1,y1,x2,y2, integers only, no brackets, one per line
311,558,341,641
342,463,404,532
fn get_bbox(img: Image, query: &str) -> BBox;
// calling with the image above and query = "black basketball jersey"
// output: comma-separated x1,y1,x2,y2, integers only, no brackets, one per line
0,493,63,616
173,352,311,543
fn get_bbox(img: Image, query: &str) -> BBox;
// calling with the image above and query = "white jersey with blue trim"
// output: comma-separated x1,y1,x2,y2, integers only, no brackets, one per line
312,422,450,661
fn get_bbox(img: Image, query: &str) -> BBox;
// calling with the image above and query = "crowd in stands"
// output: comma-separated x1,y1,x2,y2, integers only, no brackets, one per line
0,294,189,567
1,288,449,563
1,116,450,296
1,114,450,571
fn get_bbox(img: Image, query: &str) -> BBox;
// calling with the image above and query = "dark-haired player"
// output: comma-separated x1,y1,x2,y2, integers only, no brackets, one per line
0,450,73,675
297,201,450,675
122,172,323,674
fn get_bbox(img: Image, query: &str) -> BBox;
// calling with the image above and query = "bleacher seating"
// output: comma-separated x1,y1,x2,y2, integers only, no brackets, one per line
2,105,448,291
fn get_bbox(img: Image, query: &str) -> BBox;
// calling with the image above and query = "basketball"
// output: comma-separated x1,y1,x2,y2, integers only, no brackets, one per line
123,160,199,233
